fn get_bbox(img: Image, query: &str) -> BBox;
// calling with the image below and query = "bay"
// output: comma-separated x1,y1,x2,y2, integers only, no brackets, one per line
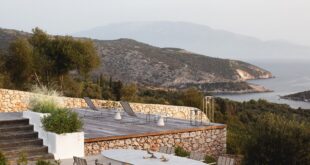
217,59,310,109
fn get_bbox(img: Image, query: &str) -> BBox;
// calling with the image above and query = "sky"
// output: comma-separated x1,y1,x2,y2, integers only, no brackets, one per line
0,0,310,46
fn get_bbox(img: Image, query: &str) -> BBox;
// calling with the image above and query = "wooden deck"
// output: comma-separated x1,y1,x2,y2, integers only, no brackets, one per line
0,111,224,142
75,109,222,141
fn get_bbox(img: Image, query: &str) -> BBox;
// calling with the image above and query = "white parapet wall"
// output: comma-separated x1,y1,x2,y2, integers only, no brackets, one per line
23,110,84,159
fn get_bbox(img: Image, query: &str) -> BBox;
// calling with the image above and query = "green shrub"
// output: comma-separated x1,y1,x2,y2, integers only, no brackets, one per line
29,85,63,113
243,113,310,165
31,99,58,113
82,82,102,99
36,160,53,165
62,76,83,98
174,146,190,157
41,108,83,134
17,152,27,165
204,155,216,163
0,151,7,165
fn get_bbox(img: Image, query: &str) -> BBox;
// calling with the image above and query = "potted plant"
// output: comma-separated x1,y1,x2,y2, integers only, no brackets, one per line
41,108,84,159
23,86,84,159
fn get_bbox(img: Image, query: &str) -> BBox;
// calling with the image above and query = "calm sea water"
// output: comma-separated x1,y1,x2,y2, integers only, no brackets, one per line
217,59,310,109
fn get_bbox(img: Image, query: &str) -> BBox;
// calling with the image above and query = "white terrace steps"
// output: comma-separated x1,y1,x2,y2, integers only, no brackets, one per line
0,118,54,161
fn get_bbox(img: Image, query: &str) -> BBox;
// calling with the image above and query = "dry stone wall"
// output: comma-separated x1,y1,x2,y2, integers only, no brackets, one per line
85,126,226,158
0,88,209,122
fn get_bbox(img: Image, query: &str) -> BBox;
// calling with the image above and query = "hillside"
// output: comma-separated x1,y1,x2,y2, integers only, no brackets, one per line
0,28,272,93
0,28,30,51
282,91,310,102
94,39,272,93
74,21,310,61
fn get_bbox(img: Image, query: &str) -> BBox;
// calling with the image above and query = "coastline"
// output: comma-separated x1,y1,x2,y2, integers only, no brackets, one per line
280,96,310,103
208,83,273,95
280,91,310,103
207,75,274,95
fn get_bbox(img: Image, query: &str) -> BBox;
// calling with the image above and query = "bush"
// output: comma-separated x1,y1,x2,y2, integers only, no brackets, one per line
0,151,7,165
243,113,310,165
31,85,63,97
121,83,137,101
62,76,83,98
36,160,53,165
82,82,102,99
180,88,204,109
30,99,59,113
41,108,83,134
204,155,216,163
29,85,63,113
174,146,190,157
17,152,27,165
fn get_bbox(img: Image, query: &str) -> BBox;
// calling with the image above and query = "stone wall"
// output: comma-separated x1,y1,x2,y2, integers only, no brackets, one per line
0,88,209,122
85,126,226,158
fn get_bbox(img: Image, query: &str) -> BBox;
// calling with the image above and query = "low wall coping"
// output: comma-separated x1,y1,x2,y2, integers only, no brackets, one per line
84,124,226,143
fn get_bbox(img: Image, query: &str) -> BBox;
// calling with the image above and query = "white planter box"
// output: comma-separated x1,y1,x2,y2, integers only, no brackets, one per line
46,131,84,159
23,110,84,159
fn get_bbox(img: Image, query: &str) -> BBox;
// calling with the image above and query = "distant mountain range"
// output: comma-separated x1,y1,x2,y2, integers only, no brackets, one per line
74,21,310,61
0,27,272,93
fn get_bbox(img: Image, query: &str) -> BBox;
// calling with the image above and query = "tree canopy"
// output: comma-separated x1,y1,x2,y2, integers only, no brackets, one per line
5,28,100,90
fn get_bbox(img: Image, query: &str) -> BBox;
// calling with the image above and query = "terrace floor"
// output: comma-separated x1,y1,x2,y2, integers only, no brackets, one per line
0,110,222,141
74,109,221,141
0,112,22,121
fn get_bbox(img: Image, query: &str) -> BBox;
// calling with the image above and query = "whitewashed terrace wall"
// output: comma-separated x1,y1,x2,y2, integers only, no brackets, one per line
0,88,209,122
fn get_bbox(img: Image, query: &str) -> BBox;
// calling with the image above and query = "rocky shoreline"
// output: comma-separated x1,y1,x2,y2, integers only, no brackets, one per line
184,81,273,95
209,83,273,95
281,91,310,102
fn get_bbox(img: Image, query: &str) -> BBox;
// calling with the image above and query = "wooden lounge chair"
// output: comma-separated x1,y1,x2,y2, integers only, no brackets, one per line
82,97,104,117
209,156,235,165
120,101,138,117
120,101,151,123
189,152,205,161
84,97,99,111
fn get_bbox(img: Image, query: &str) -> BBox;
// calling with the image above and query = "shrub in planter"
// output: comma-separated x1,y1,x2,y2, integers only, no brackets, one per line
30,99,59,113
175,146,190,157
0,151,7,165
41,108,83,134
29,85,64,113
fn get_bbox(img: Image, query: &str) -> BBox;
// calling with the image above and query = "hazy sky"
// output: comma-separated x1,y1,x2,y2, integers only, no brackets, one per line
1,0,309,46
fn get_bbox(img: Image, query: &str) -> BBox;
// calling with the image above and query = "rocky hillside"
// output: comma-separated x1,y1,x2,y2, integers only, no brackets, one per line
94,39,272,91
0,28,30,51
0,28,273,93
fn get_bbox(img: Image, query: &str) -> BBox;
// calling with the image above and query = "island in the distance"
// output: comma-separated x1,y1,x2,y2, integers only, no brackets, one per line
281,91,310,102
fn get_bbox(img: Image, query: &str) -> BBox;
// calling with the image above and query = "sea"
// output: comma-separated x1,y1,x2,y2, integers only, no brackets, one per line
217,59,310,109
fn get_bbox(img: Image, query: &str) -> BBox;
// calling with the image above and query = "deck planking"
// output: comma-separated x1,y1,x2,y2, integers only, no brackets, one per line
0,110,223,141
75,109,219,140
